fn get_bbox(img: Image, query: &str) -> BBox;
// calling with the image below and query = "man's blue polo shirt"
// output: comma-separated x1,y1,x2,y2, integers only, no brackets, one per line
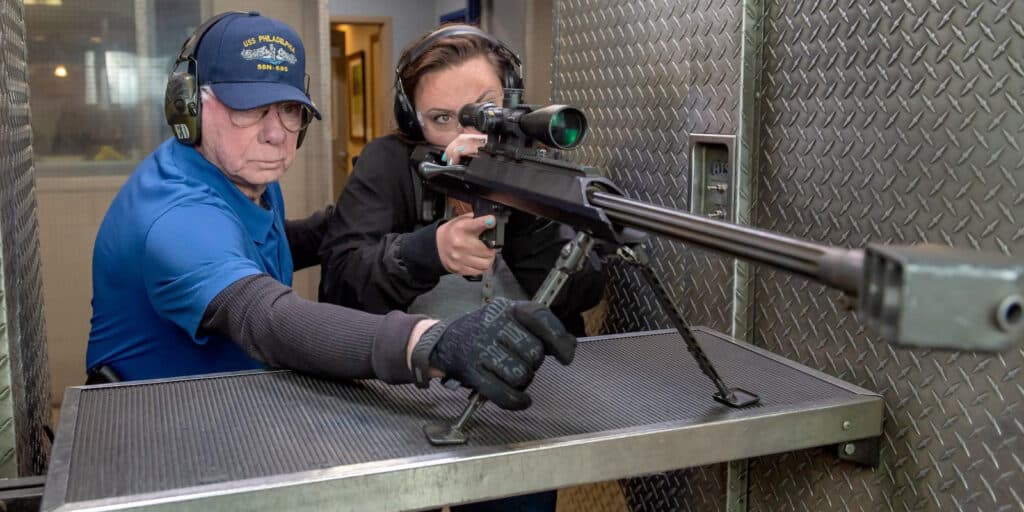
87,138,294,380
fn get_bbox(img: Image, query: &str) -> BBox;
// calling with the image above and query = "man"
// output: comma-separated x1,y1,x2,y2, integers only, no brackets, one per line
87,12,575,413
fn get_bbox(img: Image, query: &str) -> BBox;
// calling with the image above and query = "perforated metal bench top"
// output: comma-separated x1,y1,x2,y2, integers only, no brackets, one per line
43,328,883,512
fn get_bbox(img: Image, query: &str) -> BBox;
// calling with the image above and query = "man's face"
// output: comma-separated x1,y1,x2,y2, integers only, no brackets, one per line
413,55,503,147
197,94,300,198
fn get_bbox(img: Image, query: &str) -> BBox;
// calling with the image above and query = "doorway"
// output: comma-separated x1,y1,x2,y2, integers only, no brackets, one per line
329,18,390,201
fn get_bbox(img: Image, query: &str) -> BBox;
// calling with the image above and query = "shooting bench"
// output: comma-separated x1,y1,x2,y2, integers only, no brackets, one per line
43,328,882,511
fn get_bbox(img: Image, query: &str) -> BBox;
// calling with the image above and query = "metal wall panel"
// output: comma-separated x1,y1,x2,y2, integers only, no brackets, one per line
0,0,51,476
555,0,1023,510
555,0,744,510
749,1,1024,510
555,0,742,337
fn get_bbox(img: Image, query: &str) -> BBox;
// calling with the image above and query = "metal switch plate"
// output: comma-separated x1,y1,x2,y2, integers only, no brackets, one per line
689,134,736,221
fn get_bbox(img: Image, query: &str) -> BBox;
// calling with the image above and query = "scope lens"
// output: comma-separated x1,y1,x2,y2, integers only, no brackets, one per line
548,109,586,148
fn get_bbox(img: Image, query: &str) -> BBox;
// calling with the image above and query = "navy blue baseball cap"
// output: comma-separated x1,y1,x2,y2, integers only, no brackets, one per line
196,12,321,119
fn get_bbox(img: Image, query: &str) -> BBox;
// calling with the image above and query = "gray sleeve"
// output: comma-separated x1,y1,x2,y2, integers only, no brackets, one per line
285,204,333,271
200,274,423,384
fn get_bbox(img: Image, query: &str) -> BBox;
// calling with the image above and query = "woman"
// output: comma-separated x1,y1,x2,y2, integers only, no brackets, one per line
320,24,605,512
318,24,605,339
319,26,604,511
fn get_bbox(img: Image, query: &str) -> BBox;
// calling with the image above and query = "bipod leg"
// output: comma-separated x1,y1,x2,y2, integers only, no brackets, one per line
424,232,597,445
616,245,759,408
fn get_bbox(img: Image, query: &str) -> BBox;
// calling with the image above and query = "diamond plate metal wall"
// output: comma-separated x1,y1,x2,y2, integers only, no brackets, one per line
0,0,51,476
555,0,744,510
555,0,1023,510
555,0,742,339
748,1,1024,510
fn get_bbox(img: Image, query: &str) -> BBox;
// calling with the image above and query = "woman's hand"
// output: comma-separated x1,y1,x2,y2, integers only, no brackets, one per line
442,134,488,165
435,213,497,275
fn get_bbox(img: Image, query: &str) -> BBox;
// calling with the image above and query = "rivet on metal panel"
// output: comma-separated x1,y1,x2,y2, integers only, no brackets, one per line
835,436,881,467
841,420,852,431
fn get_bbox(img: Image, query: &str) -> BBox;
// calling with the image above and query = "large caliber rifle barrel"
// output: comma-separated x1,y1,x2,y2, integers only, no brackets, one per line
414,138,1024,353
588,189,1024,352
588,191,865,296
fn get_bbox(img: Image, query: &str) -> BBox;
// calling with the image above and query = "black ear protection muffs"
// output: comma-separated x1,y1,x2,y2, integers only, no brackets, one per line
165,12,241,147
393,25,523,141
164,11,313,148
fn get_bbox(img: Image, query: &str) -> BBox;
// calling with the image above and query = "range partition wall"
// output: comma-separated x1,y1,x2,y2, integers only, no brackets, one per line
0,0,50,478
554,0,1023,510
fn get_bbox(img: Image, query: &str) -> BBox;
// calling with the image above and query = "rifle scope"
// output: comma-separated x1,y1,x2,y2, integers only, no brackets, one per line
458,102,588,149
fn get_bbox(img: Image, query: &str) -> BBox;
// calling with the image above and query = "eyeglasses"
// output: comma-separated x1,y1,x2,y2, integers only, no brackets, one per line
227,102,312,132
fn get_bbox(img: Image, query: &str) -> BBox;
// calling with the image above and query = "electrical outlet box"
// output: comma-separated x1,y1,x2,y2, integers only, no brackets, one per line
689,134,735,221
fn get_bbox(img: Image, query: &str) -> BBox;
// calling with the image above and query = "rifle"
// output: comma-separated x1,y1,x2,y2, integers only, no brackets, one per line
411,102,1024,444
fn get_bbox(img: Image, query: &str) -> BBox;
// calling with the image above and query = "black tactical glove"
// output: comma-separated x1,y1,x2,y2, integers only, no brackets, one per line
410,298,576,410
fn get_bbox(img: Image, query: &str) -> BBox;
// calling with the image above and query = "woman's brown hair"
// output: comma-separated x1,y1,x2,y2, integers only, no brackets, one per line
394,26,520,142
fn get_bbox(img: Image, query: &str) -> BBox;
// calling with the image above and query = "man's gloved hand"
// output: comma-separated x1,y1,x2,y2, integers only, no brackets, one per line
410,298,576,410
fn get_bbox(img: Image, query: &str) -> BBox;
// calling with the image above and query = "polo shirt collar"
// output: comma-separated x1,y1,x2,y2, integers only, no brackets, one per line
173,142,276,244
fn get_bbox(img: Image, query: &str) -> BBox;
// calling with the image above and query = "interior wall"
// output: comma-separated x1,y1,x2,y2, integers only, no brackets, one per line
747,0,1024,510
482,0,554,104
328,0,443,139
0,0,50,476
339,23,381,165
434,0,466,19
524,0,553,103
328,0,438,74
481,0,526,75
37,176,122,406
552,0,1024,511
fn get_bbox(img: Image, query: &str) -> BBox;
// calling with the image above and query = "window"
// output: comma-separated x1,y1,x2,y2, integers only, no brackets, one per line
26,0,201,175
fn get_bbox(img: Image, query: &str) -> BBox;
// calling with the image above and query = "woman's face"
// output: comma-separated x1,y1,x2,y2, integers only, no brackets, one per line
412,55,503,146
